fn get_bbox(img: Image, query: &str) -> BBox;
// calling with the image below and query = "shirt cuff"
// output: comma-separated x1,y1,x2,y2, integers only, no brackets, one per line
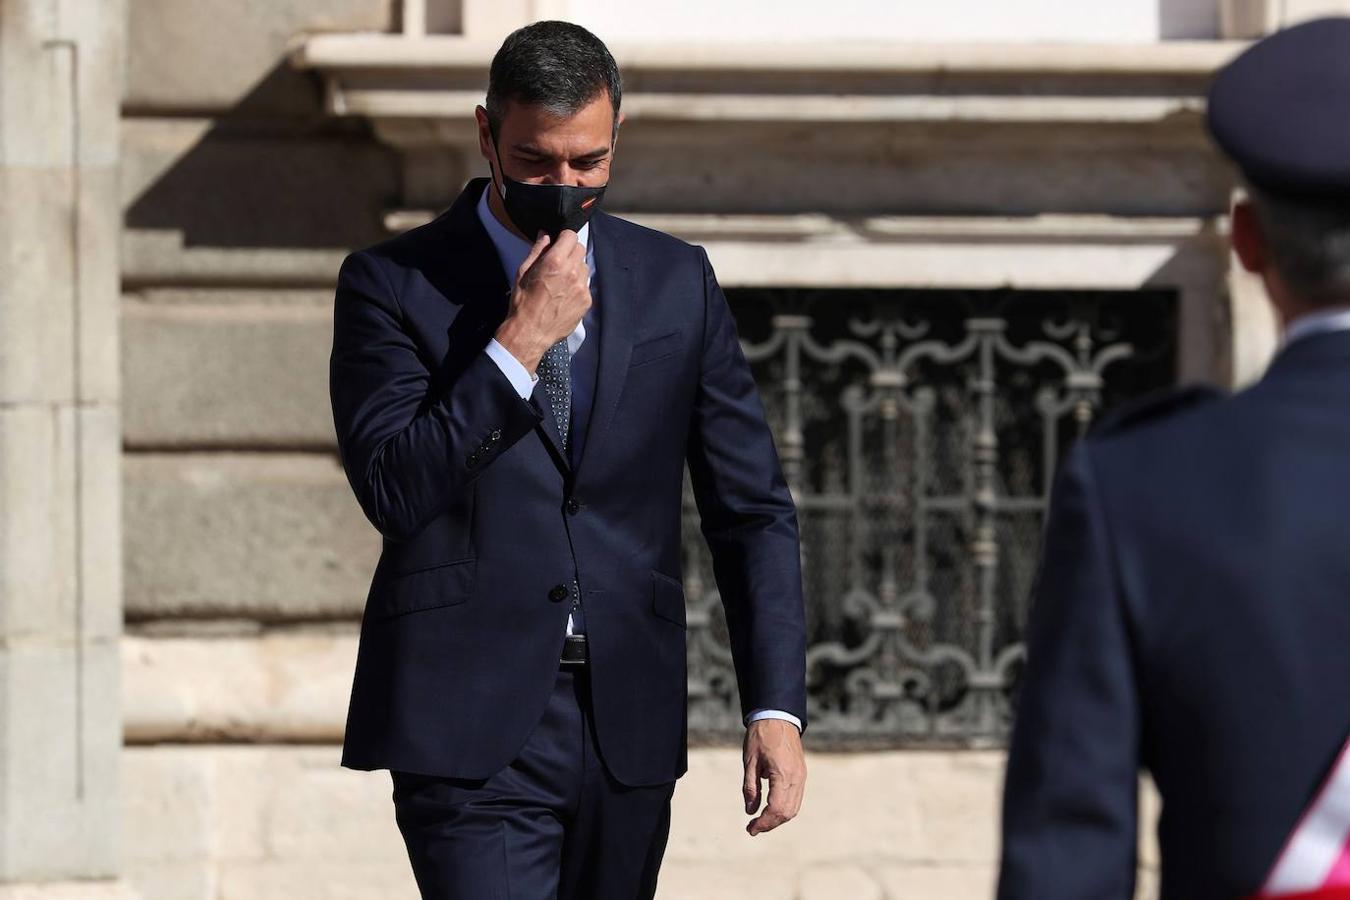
746,709,803,732
485,339,538,400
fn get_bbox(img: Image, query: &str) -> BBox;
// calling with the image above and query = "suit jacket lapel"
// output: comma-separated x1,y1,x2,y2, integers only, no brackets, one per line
418,182,516,400
421,178,505,303
574,213,636,484
431,178,573,478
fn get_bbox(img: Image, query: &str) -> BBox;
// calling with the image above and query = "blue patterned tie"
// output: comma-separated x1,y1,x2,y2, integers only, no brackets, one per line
539,339,572,453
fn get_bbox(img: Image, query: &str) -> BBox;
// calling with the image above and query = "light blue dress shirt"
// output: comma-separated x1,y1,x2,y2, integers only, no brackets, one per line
475,185,801,732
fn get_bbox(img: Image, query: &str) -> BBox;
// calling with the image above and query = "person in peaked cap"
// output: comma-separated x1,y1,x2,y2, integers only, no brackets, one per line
997,17,1350,900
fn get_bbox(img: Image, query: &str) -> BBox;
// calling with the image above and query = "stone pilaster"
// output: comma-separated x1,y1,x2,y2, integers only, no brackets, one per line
0,0,133,893
1222,0,1350,37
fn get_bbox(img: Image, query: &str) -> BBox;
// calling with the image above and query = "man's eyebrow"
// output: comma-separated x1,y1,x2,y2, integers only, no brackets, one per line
511,144,611,160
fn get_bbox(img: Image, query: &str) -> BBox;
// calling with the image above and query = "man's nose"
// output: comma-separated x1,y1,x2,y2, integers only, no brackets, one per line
540,165,582,186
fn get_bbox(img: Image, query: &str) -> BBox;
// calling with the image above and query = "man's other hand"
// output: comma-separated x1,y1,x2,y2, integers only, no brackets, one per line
494,229,591,374
742,718,806,836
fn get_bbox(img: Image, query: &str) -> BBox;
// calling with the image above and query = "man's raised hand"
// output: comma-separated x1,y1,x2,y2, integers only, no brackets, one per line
494,230,591,374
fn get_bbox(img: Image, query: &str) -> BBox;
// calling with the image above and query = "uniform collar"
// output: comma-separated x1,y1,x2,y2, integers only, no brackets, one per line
1282,305,1350,349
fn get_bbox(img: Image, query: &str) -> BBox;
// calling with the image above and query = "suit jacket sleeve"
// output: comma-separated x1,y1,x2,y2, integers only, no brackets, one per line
329,250,541,542
685,247,809,727
998,443,1140,900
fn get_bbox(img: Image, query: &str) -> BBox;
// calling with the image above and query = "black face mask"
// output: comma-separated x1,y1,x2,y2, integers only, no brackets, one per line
491,141,608,240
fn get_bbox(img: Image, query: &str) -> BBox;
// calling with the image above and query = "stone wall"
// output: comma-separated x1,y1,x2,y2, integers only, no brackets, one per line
121,745,1012,900
119,0,397,626
0,0,132,895
118,1,1265,898
119,634,1162,900
119,3,395,890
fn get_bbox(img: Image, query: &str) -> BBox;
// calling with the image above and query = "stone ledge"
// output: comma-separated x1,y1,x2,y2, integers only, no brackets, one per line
335,89,1208,124
121,300,334,449
292,35,1242,151
123,632,357,743
122,232,349,289
292,34,1243,75
386,210,1218,243
121,744,1159,900
126,211,1228,290
118,627,1156,871
118,214,1228,446
0,884,141,900
123,454,378,620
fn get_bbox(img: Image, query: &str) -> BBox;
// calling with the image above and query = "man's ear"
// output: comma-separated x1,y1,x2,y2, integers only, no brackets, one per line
1231,198,1268,275
474,106,495,170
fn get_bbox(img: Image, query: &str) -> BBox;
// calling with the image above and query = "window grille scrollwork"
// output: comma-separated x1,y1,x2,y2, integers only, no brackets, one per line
685,289,1177,747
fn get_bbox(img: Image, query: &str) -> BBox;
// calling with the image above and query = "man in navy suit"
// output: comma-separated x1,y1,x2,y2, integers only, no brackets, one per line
998,18,1350,900
328,21,807,900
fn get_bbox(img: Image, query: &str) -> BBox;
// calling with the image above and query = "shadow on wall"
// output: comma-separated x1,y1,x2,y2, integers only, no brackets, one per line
124,60,400,253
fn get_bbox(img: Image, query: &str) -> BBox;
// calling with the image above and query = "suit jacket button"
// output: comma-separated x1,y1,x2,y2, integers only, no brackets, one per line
548,584,569,603
466,454,479,468
566,499,581,515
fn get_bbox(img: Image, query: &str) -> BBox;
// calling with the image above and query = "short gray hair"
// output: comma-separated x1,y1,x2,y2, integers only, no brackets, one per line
1246,184,1350,305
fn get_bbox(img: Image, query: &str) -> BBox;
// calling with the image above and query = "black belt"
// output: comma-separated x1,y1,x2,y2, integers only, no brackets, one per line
559,634,589,666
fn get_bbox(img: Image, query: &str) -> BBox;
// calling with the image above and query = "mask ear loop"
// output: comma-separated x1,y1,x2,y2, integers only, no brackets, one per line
488,125,509,200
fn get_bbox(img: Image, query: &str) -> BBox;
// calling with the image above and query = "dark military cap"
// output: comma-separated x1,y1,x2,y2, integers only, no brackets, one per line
1207,17,1350,200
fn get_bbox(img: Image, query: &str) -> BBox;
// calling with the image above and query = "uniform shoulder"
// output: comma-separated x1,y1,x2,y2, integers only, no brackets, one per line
1089,383,1228,439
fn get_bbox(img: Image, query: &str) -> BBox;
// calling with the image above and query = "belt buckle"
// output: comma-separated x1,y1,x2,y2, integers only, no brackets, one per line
559,634,588,666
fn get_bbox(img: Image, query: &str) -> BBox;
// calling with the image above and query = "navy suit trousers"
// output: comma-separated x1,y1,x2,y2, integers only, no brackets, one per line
391,667,675,900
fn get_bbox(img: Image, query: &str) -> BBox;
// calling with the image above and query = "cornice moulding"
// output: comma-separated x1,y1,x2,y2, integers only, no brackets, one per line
292,34,1243,130
291,34,1245,76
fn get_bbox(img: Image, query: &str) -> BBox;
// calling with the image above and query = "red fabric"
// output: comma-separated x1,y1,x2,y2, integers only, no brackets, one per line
1256,888,1350,900
1324,834,1350,887
1256,736,1350,897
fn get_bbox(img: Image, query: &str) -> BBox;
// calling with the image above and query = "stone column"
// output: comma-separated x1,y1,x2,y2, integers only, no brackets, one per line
0,0,135,896
1222,0,1350,37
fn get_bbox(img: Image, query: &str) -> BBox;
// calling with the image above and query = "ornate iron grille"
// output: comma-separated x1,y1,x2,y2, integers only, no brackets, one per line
685,289,1177,747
